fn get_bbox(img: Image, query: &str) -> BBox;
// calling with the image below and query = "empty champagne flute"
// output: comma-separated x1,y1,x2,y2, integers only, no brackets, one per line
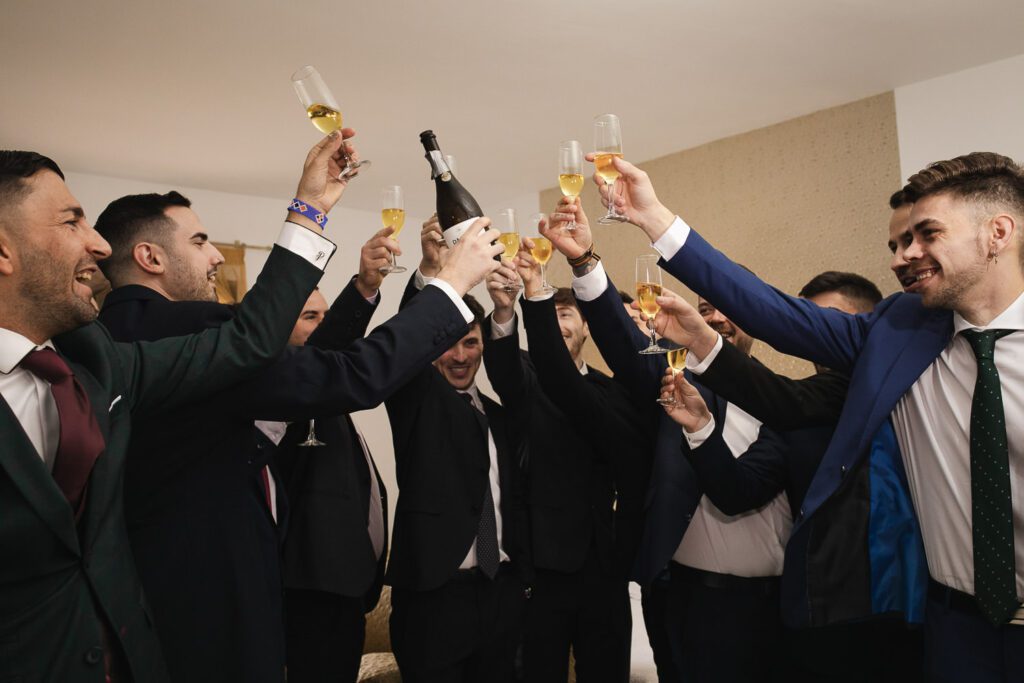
656,346,690,405
496,209,520,293
380,186,407,274
558,140,584,231
291,65,370,178
298,419,326,447
636,255,664,354
528,213,556,295
593,114,627,223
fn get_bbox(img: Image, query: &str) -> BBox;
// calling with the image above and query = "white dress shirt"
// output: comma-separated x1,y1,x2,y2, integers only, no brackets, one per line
457,384,510,568
571,263,791,577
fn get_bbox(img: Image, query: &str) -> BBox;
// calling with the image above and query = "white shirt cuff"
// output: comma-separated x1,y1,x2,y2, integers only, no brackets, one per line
686,334,724,375
490,312,517,339
683,416,716,449
571,261,609,302
426,279,474,324
413,267,429,290
525,291,555,302
364,290,380,305
651,216,691,262
278,222,336,270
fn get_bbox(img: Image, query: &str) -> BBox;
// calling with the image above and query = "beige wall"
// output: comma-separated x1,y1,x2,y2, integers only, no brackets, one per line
540,92,902,378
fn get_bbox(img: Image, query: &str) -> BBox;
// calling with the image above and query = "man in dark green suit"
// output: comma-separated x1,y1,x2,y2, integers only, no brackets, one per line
0,133,348,682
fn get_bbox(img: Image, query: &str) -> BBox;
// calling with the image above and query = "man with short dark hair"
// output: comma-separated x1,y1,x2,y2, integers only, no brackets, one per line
383,216,528,683
0,137,338,683
94,189,502,683
599,151,1024,680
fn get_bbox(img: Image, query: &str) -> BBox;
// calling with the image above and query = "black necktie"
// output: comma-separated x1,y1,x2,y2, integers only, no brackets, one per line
962,329,1020,624
21,349,106,518
461,392,499,579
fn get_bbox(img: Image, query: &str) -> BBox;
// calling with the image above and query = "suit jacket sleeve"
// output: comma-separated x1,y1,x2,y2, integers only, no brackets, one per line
68,245,323,418
697,339,850,429
662,228,874,373
305,276,379,351
575,273,666,401
684,421,789,515
218,285,468,420
481,315,532,410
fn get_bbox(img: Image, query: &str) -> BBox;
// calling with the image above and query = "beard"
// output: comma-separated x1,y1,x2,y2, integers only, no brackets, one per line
166,249,218,302
17,249,97,337
923,242,989,311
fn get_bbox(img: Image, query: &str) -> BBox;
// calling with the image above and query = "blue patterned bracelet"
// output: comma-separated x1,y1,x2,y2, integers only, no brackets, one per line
288,198,328,228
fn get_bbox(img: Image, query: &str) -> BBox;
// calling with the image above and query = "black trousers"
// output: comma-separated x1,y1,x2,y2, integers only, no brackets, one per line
923,581,1024,683
667,563,782,683
521,564,631,683
283,589,366,683
641,572,683,683
782,616,923,683
390,565,527,683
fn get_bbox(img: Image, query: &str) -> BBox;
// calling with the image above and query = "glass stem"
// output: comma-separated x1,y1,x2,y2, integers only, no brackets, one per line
648,318,657,347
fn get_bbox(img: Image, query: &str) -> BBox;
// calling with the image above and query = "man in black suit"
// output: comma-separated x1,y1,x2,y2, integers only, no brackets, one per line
383,216,529,683
0,137,340,682
542,198,791,683
93,190,502,683
481,253,651,682
272,239,393,683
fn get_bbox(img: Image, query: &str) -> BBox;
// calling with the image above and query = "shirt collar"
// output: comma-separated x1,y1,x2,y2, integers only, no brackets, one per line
457,384,482,410
578,362,589,376
0,328,55,374
953,289,1024,335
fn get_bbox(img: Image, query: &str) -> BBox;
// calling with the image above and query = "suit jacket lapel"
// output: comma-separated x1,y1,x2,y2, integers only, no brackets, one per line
0,397,80,555
74,363,120,548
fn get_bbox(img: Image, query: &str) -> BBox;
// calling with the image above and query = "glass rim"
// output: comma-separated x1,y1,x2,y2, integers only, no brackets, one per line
290,64,319,82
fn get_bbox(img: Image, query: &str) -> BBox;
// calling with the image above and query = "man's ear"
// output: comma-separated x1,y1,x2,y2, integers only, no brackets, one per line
133,242,166,275
0,233,15,276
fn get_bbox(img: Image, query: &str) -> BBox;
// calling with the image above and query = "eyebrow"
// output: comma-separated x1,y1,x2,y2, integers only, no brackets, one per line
911,218,941,232
190,232,209,242
59,206,85,219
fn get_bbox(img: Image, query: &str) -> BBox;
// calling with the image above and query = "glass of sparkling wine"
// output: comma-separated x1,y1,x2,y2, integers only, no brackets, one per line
497,208,521,293
380,186,407,274
291,65,370,178
657,346,689,405
528,213,556,295
558,140,584,231
636,254,664,354
594,114,627,224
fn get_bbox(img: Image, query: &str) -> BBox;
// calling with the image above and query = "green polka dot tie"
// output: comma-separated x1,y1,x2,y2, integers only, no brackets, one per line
962,328,1020,625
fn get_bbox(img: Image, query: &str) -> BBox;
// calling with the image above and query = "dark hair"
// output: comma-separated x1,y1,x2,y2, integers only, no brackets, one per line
0,151,65,217
463,293,485,327
553,287,578,310
888,189,909,210
617,289,634,304
798,271,882,312
94,191,192,283
901,152,1024,216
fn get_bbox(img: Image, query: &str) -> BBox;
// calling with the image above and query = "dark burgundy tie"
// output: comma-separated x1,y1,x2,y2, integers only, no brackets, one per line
20,349,106,516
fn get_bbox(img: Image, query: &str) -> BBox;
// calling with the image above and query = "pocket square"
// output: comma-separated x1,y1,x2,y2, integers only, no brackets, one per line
109,395,122,412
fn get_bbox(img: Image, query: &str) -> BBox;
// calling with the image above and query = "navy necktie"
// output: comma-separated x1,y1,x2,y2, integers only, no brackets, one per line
461,392,499,579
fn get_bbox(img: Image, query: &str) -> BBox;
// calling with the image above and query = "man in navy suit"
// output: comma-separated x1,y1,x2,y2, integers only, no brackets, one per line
587,152,1024,682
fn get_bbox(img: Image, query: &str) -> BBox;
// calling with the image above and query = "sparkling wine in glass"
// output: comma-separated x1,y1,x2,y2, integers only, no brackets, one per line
656,346,690,405
558,140,584,231
594,114,627,223
636,254,664,354
528,213,556,295
380,185,407,274
496,209,521,293
291,65,370,178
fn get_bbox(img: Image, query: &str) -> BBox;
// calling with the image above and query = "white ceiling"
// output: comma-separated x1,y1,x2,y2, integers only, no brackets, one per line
2,0,1023,215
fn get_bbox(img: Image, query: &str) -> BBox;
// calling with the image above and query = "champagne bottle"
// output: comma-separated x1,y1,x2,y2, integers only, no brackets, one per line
420,130,485,247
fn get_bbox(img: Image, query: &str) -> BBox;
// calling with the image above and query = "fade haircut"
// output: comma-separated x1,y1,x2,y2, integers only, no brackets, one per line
94,191,192,283
798,271,882,313
0,151,65,222
463,293,485,328
902,152,1024,218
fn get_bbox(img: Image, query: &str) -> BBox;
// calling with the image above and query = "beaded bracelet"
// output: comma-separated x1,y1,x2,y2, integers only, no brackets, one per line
288,198,328,228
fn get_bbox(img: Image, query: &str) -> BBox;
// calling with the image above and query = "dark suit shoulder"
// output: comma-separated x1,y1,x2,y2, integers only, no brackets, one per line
100,285,234,342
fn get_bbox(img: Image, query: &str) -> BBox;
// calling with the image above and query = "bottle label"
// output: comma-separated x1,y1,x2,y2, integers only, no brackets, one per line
428,151,451,180
442,217,482,248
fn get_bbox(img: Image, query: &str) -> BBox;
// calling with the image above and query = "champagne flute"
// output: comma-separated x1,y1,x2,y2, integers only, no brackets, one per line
380,186,407,274
656,346,690,406
558,140,584,231
291,65,370,178
298,419,326,447
528,213,556,295
593,114,628,223
496,209,521,293
636,254,664,354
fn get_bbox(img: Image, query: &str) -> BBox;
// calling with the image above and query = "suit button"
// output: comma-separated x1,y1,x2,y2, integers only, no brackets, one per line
84,646,103,665
840,464,848,476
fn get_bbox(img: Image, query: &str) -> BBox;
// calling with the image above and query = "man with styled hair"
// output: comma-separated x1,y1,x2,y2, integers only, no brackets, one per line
591,150,1024,680
0,137,340,683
